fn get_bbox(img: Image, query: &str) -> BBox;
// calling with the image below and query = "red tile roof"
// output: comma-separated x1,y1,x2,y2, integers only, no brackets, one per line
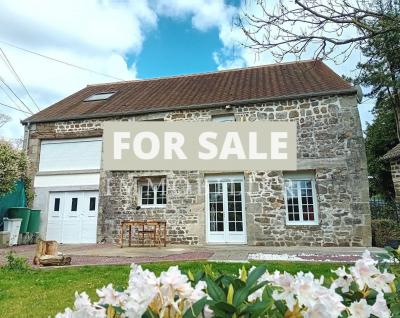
22,60,355,124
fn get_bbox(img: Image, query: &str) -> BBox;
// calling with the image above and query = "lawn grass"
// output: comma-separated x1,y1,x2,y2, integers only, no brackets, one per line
0,261,345,318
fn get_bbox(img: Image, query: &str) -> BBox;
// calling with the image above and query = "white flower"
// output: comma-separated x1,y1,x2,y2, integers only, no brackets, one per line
55,292,106,318
55,308,73,318
74,292,92,310
368,270,395,294
331,267,354,293
351,250,380,290
371,293,391,318
293,272,322,308
269,271,297,311
185,281,214,318
96,284,126,307
303,302,333,318
160,266,193,297
315,288,345,318
348,299,372,318
124,264,158,318
188,281,207,303
158,266,194,316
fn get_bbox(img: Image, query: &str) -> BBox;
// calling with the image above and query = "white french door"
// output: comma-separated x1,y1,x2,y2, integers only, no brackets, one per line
205,175,246,244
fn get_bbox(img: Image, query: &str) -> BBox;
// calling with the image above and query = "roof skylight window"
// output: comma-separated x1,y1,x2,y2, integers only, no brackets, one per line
84,91,116,102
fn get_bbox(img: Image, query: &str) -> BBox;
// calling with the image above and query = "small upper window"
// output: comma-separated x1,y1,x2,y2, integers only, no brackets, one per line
84,92,116,102
212,114,235,122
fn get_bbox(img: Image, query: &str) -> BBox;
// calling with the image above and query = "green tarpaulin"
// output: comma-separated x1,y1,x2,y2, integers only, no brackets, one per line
0,180,26,230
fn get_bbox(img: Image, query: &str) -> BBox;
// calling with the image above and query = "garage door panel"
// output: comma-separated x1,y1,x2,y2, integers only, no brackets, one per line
81,220,97,243
61,221,81,244
46,221,62,242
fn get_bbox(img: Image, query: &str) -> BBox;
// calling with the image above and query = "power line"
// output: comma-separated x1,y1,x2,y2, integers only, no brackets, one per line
0,48,41,112
0,82,25,112
0,39,125,81
0,101,31,115
0,75,34,114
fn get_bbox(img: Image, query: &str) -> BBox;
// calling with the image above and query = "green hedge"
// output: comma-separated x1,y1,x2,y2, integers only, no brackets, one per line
371,218,400,247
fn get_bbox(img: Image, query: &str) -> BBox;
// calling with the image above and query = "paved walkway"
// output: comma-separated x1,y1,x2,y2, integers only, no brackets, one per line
0,243,385,266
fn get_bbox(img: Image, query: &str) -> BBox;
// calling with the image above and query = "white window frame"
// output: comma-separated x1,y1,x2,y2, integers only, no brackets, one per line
138,179,166,208
211,114,236,122
283,173,319,225
84,91,116,101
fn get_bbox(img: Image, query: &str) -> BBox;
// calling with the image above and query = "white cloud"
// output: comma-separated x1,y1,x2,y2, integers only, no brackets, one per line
0,0,157,140
155,0,235,31
0,0,374,140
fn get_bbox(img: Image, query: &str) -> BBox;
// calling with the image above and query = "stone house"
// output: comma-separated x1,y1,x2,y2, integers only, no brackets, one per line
382,144,400,200
22,60,371,246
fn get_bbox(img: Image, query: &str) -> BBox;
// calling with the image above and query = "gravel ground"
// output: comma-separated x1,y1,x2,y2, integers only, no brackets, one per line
0,244,214,267
248,252,364,263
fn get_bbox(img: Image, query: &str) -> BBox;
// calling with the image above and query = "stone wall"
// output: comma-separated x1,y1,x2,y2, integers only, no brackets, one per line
390,159,400,202
25,93,371,246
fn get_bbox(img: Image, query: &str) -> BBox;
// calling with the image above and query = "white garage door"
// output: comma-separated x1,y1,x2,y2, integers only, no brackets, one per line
46,191,99,244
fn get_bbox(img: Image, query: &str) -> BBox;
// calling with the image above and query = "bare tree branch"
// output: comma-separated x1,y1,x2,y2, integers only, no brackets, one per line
0,113,11,128
237,0,400,63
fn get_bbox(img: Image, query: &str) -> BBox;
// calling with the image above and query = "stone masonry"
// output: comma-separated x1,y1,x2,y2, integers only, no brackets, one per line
25,93,372,246
390,159,400,202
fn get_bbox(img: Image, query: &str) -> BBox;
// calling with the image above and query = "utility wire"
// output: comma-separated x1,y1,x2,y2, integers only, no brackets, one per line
0,82,25,112
0,48,41,111
0,101,31,115
0,75,34,114
0,39,125,81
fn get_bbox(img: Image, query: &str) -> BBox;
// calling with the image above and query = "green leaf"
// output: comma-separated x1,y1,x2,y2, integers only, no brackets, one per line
142,309,158,318
233,286,251,307
205,277,226,302
212,301,237,313
240,301,269,317
246,266,267,287
248,281,268,296
183,297,208,318
194,270,205,283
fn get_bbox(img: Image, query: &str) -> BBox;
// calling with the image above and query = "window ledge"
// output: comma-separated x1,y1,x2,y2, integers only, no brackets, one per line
140,205,166,209
37,169,100,176
285,224,321,230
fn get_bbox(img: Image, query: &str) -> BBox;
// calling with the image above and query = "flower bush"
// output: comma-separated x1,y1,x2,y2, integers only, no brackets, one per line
57,250,400,318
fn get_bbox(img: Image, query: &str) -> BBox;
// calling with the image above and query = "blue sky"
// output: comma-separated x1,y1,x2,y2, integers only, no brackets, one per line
134,17,222,78
0,0,374,140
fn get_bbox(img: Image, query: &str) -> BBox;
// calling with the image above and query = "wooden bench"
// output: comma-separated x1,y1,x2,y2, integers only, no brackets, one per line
120,220,167,248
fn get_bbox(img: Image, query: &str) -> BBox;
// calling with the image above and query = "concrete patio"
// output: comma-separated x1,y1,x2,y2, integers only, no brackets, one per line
0,243,386,267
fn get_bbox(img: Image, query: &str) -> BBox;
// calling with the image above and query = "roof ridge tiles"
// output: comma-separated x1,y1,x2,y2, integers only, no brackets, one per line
86,59,319,87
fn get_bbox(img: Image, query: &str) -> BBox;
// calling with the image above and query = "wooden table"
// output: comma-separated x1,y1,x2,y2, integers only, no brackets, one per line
120,220,167,248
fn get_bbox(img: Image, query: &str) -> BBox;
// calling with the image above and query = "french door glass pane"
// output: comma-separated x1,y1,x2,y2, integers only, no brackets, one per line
209,183,224,232
227,182,243,232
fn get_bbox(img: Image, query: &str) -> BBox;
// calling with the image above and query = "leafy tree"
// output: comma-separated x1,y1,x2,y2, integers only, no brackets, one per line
0,140,30,197
365,97,398,198
354,4,400,138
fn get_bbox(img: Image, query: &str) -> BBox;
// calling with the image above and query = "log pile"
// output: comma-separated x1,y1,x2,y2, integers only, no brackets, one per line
33,239,71,266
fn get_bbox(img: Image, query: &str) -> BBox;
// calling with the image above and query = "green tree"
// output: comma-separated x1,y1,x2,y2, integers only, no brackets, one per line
0,140,31,200
365,97,398,198
355,6,400,138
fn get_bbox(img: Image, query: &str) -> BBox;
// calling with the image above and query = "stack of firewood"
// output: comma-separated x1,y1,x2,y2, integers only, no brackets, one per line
33,239,71,266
